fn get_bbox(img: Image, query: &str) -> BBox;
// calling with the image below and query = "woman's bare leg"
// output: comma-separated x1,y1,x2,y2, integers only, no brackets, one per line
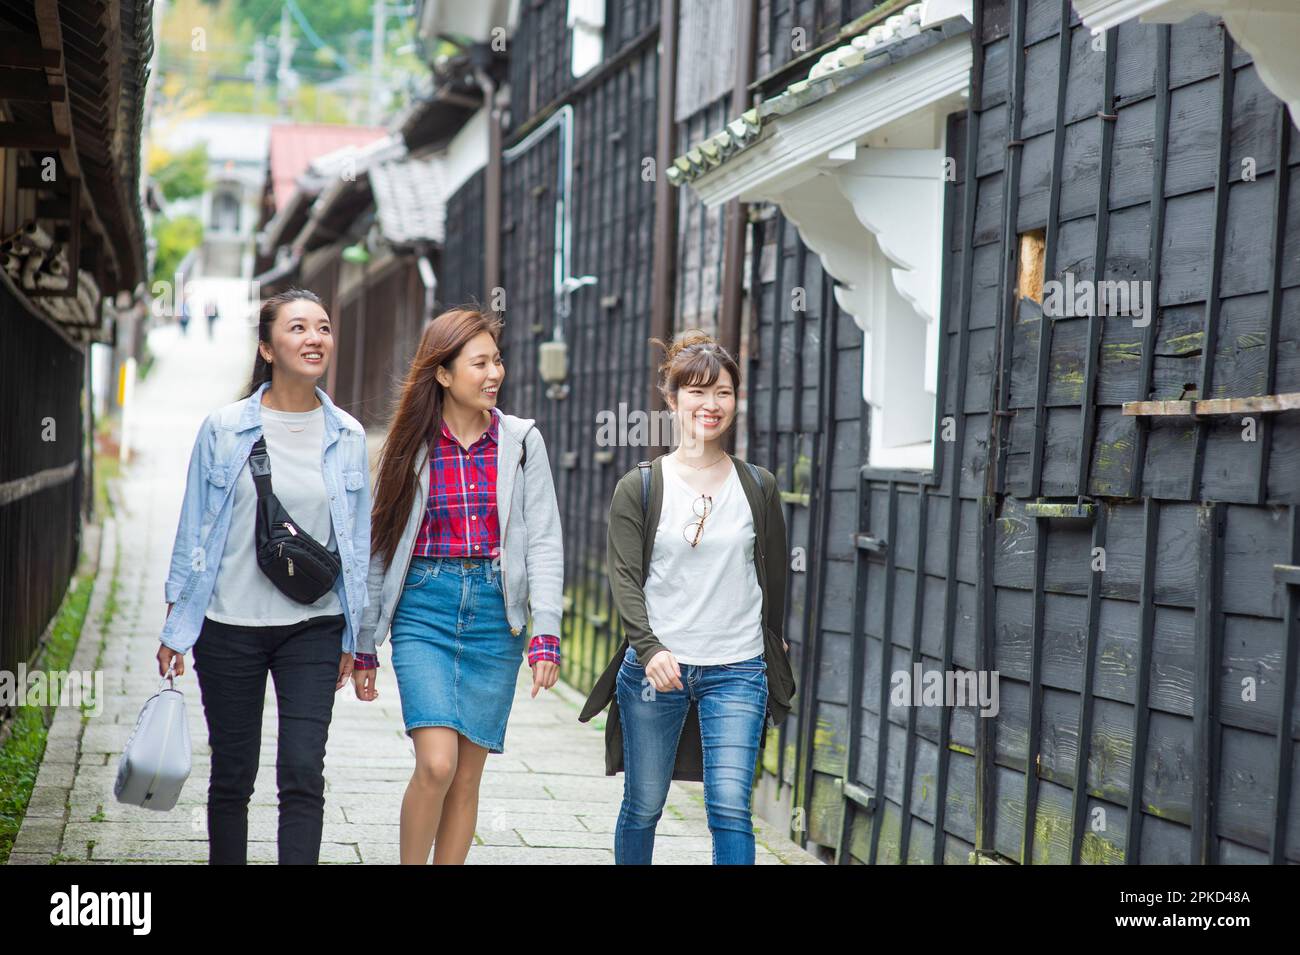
431,736,490,864
400,727,459,864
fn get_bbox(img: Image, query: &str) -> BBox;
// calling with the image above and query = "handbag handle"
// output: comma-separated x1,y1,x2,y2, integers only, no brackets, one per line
158,659,177,692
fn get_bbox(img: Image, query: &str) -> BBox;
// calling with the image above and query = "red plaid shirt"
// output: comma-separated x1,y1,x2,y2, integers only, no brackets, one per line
353,408,558,670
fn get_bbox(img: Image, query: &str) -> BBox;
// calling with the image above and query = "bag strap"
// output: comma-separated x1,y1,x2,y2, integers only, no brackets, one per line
520,424,533,468
639,458,762,514
248,436,273,498
638,460,651,514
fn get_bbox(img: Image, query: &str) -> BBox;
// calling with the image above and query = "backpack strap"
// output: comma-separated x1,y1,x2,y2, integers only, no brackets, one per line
637,460,652,514
520,426,531,468
639,458,761,512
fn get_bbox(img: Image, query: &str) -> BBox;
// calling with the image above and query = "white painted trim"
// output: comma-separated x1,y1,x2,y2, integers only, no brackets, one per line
919,0,973,29
1070,0,1172,32
441,108,489,198
690,34,972,209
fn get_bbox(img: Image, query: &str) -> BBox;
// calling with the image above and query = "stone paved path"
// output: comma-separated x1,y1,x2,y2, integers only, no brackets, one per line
8,287,818,865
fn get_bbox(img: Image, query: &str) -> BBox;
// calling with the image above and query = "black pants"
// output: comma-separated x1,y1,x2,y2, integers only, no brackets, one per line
192,613,343,864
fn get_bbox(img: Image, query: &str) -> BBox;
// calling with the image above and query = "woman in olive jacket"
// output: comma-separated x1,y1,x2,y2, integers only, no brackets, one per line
578,330,796,864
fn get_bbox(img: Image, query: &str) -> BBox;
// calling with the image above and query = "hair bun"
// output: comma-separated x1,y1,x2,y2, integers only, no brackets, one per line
670,330,714,359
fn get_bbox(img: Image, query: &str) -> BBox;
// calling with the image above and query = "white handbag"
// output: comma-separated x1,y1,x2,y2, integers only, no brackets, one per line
114,662,192,811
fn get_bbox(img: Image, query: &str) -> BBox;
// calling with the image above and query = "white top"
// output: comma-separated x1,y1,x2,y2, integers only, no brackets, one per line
207,405,342,626
643,455,765,665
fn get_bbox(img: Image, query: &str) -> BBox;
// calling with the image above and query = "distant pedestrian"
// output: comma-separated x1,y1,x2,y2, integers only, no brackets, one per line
156,287,372,865
205,299,219,340
359,306,564,864
178,298,191,336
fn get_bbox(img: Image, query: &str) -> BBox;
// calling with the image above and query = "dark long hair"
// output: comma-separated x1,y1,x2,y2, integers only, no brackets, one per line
243,287,325,398
371,305,505,568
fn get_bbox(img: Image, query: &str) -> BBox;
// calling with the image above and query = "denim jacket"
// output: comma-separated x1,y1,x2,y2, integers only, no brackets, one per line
159,381,371,656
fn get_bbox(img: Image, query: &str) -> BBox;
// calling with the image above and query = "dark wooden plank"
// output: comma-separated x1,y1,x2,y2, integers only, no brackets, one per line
1189,35,1235,500
978,0,1028,857
1021,514,1049,861
898,488,928,861
867,482,899,864
1124,499,1158,862
1191,502,1225,863
934,62,986,865
1272,505,1299,862
1259,110,1292,503
1029,1,1074,496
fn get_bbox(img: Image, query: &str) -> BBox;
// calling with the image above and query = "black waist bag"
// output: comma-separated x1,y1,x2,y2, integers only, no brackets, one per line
249,436,341,604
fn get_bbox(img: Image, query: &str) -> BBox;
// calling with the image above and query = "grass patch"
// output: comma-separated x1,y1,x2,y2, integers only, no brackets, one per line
93,452,121,520
0,572,95,864
559,578,622,695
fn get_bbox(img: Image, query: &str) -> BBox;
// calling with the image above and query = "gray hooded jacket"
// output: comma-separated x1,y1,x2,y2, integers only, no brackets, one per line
355,409,563,654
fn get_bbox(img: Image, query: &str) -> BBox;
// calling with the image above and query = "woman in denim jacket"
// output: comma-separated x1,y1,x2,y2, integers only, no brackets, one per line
156,288,372,864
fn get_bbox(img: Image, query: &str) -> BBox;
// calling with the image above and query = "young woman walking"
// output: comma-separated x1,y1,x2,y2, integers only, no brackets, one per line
156,287,372,865
355,306,563,864
579,330,796,865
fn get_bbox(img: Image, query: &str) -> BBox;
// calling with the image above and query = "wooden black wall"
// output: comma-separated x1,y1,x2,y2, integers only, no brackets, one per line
815,0,1300,864
0,283,83,686
438,0,1300,864
755,0,890,79
439,168,485,309
505,0,659,138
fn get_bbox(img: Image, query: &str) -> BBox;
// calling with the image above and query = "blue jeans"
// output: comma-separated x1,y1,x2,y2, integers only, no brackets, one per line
614,646,767,865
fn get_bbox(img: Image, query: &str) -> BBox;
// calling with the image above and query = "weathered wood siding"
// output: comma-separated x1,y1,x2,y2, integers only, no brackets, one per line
436,0,1300,865
0,281,84,683
805,1,1300,864
756,0,893,79
439,167,485,308
505,0,659,138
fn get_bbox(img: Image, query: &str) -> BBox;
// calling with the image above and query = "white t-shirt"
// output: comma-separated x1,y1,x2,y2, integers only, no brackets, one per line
642,455,765,665
207,405,342,626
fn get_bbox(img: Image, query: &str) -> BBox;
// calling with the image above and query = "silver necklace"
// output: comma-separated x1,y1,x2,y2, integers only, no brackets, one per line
677,451,727,471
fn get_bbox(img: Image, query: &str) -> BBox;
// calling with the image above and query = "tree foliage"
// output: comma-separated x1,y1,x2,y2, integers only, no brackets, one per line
150,144,210,201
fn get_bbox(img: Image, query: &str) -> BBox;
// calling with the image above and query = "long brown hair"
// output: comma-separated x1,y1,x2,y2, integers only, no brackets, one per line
371,306,505,568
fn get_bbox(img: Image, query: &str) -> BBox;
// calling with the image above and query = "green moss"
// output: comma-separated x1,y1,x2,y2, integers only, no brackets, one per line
1101,340,1142,361
873,803,904,864
1163,331,1204,355
1053,367,1085,401
1079,829,1125,864
1093,433,1133,475
1031,804,1072,864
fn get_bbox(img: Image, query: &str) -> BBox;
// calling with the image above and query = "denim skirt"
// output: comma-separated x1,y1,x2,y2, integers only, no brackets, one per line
389,556,524,753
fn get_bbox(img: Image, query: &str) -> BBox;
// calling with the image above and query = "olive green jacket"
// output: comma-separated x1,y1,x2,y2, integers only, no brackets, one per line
577,453,797,781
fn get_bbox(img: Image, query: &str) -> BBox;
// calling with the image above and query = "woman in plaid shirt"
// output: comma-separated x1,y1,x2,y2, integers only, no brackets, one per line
354,306,564,864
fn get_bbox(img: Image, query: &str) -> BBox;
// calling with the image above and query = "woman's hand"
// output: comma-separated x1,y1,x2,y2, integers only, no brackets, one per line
645,649,683,692
530,660,558,697
351,665,378,701
336,653,355,691
157,643,185,677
